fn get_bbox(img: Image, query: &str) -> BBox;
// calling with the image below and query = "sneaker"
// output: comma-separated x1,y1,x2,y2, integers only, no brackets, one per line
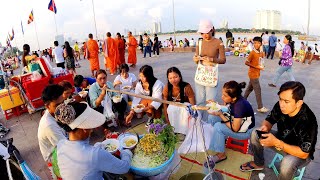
145,117,153,127
257,107,269,113
268,83,276,87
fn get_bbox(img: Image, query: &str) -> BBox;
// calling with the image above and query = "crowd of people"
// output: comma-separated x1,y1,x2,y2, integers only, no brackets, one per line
17,19,317,180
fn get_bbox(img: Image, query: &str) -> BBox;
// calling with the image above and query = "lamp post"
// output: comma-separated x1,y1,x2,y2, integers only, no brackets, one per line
172,0,176,45
92,0,98,39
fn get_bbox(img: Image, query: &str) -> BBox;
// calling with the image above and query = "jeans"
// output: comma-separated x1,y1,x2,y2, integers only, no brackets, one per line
263,45,269,56
195,82,218,120
267,46,276,59
272,66,295,85
244,78,263,109
144,46,151,57
209,117,252,153
250,129,311,180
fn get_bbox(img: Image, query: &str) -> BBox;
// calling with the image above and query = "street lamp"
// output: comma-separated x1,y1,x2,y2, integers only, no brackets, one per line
172,0,176,45
92,0,98,39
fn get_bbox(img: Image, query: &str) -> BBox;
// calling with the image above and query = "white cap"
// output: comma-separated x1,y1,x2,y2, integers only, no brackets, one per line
197,19,213,34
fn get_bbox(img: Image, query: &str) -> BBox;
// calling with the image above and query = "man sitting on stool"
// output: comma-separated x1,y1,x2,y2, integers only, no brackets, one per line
240,81,318,180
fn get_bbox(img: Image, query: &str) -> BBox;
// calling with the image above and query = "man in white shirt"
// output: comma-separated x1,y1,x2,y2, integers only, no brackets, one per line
262,31,269,56
38,84,66,162
52,41,65,69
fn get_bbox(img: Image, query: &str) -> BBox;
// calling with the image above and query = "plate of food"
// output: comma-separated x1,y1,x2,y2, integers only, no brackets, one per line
206,101,221,114
102,139,120,154
112,95,122,103
119,134,138,149
122,85,132,91
133,104,145,113
78,91,88,98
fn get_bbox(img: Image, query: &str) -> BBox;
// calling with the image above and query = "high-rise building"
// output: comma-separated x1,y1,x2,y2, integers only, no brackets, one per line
152,21,162,34
254,10,281,30
55,34,64,46
221,20,228,29
157,22,161,33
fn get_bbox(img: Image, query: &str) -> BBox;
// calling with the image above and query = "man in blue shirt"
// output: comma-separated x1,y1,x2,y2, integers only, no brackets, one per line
267,32,277,60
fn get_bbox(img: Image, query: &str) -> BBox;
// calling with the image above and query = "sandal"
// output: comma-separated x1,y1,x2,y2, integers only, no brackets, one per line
240,162,264,172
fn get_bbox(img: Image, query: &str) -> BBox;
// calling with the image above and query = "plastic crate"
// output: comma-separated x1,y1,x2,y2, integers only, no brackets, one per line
23,76,50,100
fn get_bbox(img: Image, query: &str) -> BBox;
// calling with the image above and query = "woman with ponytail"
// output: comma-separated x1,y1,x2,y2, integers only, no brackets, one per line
268,35,295,87
206,81,255,164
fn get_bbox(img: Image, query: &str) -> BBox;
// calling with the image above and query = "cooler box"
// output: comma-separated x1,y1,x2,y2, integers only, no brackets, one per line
51,74,74,86
0,87,25,111
22,76,50,101
30,98,44,109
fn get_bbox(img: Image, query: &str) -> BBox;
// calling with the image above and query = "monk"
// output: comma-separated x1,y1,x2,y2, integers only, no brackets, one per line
113,34,120,68
127,31,138,68
103,32,117,75
86,33,100,77
116,32,126,65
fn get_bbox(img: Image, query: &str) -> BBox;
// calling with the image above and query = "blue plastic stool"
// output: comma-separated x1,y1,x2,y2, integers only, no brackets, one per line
268,153,306,180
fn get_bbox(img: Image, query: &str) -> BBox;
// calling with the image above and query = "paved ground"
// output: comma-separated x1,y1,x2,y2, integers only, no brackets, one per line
0,51,319,179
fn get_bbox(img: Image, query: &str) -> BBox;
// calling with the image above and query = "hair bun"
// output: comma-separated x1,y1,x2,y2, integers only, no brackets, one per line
239,82,246,89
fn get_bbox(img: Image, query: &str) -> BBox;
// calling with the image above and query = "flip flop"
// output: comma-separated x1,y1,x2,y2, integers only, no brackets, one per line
239,162,264,172
208,155,227,164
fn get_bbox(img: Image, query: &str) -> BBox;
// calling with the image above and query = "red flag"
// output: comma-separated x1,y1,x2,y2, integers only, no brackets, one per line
48,0,57,14
28,10,34,24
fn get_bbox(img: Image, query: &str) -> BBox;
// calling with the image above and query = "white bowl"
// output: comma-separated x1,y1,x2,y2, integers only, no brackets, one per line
78,91,88,98
206,102,221,114
102,139,120,154
120,135,138,149
112,95,122,103
122,85,132,91
133,104,145,113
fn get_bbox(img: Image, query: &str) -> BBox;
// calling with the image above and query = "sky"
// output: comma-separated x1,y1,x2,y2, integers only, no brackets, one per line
1,0,319,50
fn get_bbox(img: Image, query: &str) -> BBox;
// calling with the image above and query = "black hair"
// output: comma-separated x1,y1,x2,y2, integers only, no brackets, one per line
253,36,262,43
74,75,84,87
22,44,30,67
307,47,312,51
107,32,111,37
56,102,87,132
120,64,129,73
278,81,305,102
116,32,121,37
139,65,157,96
166,67,188,103
42,84,64,105
64,41,74,59
223,81,246,98
95,69,107,78
58,80,73,91
285,34,295,56
271,32,275,34
88,33,93,39
265,31,269,34
144,33,147,36
54,41,59,46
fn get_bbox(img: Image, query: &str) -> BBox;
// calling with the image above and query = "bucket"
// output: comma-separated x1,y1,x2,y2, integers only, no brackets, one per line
179,173,206,180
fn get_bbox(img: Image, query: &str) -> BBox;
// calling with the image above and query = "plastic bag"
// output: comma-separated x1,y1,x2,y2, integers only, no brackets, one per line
31,71,42,82
178,115,214,154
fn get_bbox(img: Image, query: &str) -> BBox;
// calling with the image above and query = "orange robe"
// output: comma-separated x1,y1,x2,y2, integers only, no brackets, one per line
87,39,100,71
128,36,138,65
114,38,121,66
118,39,126,65
104,37,116,74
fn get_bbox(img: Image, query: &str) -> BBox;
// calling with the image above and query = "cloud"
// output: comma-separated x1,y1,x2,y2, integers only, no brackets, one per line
148,7,163,21
199,7,216,17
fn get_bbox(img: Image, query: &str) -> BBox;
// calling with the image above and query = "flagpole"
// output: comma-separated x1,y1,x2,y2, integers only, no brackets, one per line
53,13,58,39
33,20,41,50
91,0,98,39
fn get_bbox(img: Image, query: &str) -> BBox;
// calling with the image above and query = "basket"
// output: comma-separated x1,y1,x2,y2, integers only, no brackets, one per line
130,151,175,177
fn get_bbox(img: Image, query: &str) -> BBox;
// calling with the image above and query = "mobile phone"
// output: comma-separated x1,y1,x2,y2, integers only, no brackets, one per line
256,130,268,139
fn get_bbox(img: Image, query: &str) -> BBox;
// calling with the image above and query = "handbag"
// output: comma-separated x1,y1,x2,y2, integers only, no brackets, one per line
194,62,218,87
194,38,218,87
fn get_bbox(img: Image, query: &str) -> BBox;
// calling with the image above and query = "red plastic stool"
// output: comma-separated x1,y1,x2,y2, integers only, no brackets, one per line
225,137,250,154
3,108,16,120
14,104,28,116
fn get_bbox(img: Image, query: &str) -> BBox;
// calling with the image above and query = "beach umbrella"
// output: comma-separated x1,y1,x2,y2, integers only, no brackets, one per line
13,150,41,180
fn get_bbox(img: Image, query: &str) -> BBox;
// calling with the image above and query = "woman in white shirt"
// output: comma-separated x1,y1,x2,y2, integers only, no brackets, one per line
113,64,138,102
125,65,164,127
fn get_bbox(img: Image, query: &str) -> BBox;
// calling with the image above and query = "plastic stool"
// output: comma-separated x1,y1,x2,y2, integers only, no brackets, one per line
268,153,306,180
225,137,250,154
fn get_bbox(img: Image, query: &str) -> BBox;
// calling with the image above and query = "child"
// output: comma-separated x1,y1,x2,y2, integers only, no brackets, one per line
74,75,96,93
243,36,269,113
301,46,314,65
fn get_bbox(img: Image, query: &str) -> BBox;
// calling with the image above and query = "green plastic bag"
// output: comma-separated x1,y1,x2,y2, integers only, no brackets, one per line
51,148,61,178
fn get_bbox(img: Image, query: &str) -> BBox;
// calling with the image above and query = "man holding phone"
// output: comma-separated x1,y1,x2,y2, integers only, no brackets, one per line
240,81,318,180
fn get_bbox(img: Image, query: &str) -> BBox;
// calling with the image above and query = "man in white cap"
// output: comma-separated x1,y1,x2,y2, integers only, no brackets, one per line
55,102,132,180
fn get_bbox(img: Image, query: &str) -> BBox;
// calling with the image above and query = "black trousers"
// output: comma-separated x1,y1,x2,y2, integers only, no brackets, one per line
56,62,65,69
267,46,276,59
153,44,159,55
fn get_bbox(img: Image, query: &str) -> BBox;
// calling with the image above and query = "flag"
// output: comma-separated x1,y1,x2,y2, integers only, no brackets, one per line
21,21,24,35
10,28,14,41
48,0,57,14
28,10,34,24
6,37,11,47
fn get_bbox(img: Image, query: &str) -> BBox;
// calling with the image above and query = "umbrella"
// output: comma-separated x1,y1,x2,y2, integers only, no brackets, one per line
13,150,41,180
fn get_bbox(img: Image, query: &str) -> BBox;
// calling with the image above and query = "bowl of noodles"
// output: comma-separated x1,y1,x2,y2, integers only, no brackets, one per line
120,134,138,149
101,139,120,154
206,102,221,114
